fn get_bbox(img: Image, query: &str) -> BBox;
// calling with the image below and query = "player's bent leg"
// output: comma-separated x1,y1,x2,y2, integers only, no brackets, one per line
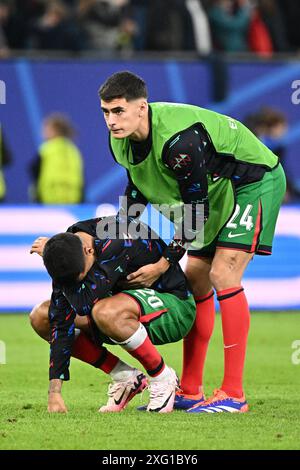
91,296,148,412
175,256,214,408
29,300,50,340
29,298,142,413
189,248,252,413
72,322,143,412
187,168,285,413
92,294,140,341
209,248,253,291
122,289,196,346
29,299,96,341
185,255,213,297
92,294,178,413
122,289,196,412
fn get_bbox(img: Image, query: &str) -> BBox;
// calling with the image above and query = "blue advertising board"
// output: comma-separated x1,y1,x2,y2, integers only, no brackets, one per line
0,204,298,311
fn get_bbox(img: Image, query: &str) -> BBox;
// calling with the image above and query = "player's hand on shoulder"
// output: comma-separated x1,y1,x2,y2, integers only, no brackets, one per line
30,237,49,256
126,259,169,288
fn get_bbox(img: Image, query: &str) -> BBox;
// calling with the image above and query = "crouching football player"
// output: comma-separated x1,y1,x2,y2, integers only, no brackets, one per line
30,217,196,414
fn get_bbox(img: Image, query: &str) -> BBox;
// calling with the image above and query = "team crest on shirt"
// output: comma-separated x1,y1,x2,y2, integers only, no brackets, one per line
170,153,191,170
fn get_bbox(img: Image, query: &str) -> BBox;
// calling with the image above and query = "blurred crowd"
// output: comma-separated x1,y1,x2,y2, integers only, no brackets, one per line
1,0,300,57
244,107,300,202
1,105,299,204
1,114,85,204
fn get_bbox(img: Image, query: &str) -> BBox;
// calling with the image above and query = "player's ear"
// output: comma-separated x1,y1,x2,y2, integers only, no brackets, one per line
82,245,94,256
139,100,148,115
87,246,94,256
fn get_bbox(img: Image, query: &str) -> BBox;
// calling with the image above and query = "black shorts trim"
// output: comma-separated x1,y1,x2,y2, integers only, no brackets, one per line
216,241,253,252
187,242,253,256
187,250,214,258
257,244,272,255
188,241,273,257
216,241,273,255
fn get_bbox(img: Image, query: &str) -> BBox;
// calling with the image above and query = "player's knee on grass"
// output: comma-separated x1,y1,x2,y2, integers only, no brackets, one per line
29,300,50,340
92,297,139,341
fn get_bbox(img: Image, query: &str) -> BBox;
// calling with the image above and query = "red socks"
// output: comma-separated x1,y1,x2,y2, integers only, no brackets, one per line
129,336,164,377
217,286,250,398
180,286,250,398
180,291,215,394
72,285,249,399
73,325,165,378
72,331,119,374
119,324,165,377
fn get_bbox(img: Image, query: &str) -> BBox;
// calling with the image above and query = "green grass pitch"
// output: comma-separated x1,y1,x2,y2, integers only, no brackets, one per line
0,312,300,450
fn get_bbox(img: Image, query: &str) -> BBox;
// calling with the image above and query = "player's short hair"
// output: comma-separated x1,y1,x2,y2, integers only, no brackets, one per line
43,233,85,286
99,71,148,102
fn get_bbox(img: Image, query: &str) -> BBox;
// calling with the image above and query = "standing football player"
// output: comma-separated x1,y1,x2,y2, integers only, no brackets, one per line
98,71,286,413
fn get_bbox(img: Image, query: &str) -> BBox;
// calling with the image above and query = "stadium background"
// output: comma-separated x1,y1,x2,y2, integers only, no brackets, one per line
0,59,299,311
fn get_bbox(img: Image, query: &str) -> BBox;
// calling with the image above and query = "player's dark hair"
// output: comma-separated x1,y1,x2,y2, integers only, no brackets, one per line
43,233,85,286
99,71,148,102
